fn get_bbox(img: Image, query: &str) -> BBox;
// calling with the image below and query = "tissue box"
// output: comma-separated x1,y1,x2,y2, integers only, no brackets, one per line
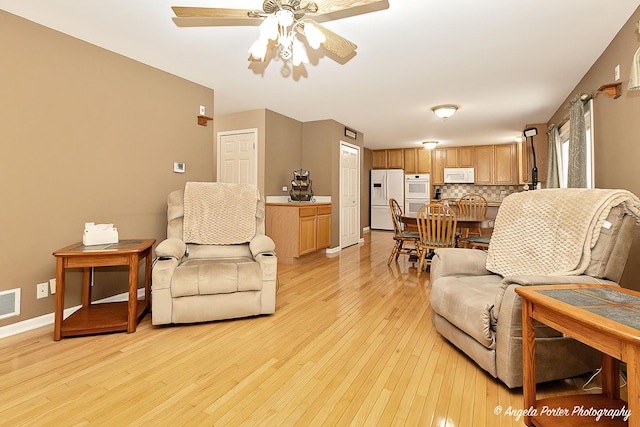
83,223,119,246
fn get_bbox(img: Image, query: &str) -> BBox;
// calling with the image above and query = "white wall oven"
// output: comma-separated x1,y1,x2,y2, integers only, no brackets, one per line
405,174,430,217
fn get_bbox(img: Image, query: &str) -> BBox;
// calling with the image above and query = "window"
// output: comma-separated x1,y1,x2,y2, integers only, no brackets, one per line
557,99,594,188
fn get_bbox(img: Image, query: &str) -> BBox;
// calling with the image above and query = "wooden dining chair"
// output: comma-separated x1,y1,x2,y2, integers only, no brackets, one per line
459,227,493,250
458,193,488,236
388,198,420,265
415,204,457,275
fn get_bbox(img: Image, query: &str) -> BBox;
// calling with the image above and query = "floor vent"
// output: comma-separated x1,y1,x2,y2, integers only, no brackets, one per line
0,288,20,319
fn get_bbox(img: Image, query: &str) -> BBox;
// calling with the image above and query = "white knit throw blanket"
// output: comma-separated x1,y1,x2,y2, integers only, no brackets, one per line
486,188,640,277
183,182,259,245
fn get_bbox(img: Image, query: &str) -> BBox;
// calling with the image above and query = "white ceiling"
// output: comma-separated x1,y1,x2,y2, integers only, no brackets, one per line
2,1,639,150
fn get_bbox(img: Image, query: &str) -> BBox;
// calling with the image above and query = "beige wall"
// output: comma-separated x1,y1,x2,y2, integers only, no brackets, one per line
265,110,303,196
0,11,215,326
215,112,369,248
548,5,640,290
302,120,366,245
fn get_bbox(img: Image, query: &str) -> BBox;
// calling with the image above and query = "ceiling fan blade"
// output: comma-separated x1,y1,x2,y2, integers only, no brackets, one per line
311,0,387,15
171,7,257,19
300,20,357,58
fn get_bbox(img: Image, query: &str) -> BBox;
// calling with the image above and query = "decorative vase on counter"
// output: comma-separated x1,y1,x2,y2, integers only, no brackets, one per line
289,169,314,202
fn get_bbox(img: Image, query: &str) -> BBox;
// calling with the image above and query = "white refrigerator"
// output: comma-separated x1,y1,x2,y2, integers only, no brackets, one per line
370,169,405,230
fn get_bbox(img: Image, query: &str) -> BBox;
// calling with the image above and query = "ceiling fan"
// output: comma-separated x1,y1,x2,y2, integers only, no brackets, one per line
171,0,386,66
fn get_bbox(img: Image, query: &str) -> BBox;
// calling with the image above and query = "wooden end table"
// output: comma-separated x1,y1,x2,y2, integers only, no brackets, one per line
516,284,640,427
52,239,155,340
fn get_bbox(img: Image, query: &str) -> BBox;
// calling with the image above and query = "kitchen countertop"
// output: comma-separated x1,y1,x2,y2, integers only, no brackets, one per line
266,201,331,207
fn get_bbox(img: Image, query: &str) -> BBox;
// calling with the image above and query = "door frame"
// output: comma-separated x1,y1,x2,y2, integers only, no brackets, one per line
339,141,361,249
216,128,258,186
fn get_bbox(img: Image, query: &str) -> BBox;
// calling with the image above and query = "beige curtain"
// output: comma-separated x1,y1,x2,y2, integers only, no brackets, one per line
567,96,587,188
546,125,561,188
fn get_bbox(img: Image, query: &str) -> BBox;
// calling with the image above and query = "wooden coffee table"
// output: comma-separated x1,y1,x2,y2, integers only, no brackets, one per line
52,239,155,340
516,284,640,426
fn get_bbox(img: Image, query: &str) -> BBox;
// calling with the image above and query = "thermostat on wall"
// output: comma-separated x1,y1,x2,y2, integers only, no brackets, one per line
173,162,185,173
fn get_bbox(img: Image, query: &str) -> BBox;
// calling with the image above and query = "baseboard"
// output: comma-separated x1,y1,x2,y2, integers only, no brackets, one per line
363,226,370,233
0,288,146,340
325,246,342,254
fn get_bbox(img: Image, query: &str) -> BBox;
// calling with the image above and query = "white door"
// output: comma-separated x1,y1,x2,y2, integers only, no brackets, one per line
217,129,257,185
340,142,360,248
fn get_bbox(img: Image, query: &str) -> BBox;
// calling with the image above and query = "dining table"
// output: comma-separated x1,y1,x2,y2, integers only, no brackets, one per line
401,214,492,232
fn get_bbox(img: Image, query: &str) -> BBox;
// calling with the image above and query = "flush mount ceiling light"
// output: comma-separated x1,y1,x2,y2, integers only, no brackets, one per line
171,0,385,67
431,104,459,119
422,141,439,150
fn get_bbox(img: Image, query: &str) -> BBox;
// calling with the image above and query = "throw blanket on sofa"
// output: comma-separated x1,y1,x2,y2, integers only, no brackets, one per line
486,188,640,277
183,182,259,245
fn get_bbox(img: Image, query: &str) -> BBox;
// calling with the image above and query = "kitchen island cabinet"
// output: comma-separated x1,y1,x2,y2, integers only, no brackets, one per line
266,203,332,264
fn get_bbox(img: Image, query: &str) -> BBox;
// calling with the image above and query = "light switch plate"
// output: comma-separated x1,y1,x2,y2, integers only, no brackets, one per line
615,64,620,81
173,162,185,173
199,105,206,115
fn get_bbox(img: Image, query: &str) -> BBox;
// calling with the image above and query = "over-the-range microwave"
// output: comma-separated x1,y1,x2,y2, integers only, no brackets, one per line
444,167,475,184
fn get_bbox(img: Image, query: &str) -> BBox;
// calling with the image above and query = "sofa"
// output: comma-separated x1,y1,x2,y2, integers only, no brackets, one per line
430,188,640,388
151,182,277,325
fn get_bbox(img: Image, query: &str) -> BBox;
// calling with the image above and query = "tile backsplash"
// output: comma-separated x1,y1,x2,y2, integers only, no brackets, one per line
434,184,521,203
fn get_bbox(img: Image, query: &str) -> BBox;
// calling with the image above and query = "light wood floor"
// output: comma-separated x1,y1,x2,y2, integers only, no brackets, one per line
0,231,609,426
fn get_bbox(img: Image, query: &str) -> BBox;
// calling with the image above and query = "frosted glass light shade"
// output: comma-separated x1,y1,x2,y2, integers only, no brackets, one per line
248,37,269,61
292,37,309,66
305,23,326,49
422,141,438,150
431,104,459,119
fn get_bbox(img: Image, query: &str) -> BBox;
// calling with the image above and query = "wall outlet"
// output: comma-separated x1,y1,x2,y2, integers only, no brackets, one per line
282,186,288,192
500,190,507,195
36,282,48,299
49,278,56,294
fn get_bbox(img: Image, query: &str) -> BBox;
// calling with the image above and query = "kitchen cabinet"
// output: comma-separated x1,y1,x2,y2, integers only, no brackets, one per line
474,145,494,184
494,143,518,184
372,150,387,169
386,149,404,169
431,148,446,184
266,203,332,264
519,123,548,185
444,146,475,168
444,147,459,167
404,148,432,174
473,144,518,185
372,148,404,169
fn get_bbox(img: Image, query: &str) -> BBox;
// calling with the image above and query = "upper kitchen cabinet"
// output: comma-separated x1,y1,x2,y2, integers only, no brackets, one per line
474,145,494,184
372,150,387,169
444,146,475,168
432,146,475,184
372,149,404,169
473,144,518,185
519,123,548,185
404,148,432,174
386,149,404,169
431,148,446,184
494,143,518,184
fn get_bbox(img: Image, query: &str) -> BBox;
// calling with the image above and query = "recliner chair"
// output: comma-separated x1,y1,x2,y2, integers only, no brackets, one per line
152,182,277,325
430,188,640,388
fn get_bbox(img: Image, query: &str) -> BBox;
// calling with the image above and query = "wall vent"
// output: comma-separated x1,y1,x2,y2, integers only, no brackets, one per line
0,288,20,319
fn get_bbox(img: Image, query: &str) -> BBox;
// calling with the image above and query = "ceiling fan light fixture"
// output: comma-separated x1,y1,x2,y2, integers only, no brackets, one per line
259,14,279,40
422,141,439,150
248,37,269,61
292,38,309,66
304,22,326,49
432,104,459,119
